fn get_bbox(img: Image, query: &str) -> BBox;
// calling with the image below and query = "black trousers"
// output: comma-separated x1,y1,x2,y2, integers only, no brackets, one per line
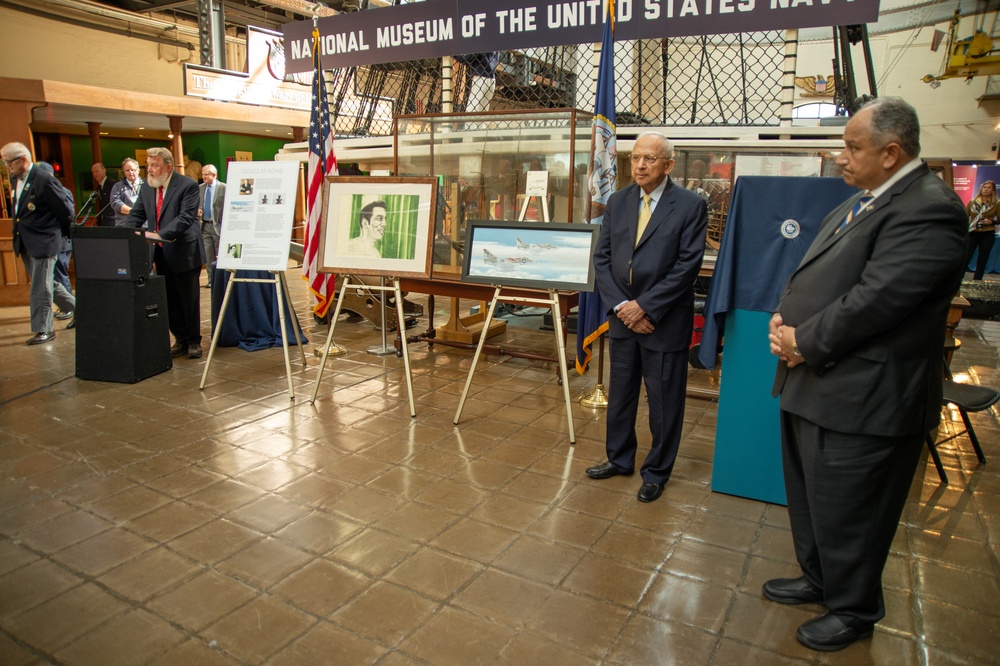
780,410,923,626
965,230,995,280
606,337,687,484
154,251,201,345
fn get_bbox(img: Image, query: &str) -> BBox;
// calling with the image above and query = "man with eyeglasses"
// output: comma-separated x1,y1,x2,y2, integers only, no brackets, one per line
111,158,143,226
2,142,77,345
587,132,708,503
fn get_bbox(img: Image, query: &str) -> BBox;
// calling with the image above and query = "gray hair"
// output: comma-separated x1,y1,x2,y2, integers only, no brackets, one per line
634,132,674,160
202,164,218,175
859,97,921,158
147,147,175,166
122,158,139,170
1,142,31,161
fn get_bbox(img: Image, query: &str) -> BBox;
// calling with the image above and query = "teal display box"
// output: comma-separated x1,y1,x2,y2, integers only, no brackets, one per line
711,308,787,505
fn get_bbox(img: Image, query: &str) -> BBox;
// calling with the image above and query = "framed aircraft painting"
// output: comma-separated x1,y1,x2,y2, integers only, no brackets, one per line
461,220,599,291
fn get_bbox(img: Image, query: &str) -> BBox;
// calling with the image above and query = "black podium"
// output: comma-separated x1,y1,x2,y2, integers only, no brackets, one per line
72,226,171,383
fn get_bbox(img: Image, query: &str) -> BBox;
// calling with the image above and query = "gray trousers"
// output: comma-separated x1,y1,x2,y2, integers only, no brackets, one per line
202,220,220,283
21,253,76,333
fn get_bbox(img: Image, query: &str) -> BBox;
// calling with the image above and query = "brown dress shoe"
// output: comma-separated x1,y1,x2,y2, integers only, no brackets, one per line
187,343,203,359
170,342,188,357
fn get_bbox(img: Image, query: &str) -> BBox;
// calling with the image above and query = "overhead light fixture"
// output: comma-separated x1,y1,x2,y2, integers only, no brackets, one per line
929,80,941,89
167,132,174,139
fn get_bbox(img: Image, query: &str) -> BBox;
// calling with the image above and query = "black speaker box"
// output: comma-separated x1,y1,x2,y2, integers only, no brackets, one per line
75,276,172,383
71,225,150,281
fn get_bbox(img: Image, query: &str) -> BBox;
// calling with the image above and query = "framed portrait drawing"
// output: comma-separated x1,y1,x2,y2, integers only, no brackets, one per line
319,176,437,278
461,220,600,292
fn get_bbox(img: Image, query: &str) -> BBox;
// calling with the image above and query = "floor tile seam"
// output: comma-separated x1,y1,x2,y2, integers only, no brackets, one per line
596,501,701,661
0,624,70,666
710,503,770,663
1,542,208,659
191,592,326,666
904,548,1000,578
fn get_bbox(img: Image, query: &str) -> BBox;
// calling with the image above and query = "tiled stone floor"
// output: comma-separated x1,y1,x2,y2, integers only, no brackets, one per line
1,274,998,665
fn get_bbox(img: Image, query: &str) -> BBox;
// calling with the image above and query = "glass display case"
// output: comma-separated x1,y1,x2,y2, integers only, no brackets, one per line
394,109,593,279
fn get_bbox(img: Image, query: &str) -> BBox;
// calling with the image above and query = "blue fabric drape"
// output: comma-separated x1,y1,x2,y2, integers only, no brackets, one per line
210,269,308,351
699,176,858,369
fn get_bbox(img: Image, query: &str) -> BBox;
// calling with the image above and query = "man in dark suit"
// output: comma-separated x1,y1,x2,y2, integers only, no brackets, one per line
2,142,76,344
197,164,226,289
586,132,708,503
125,147,205,359
91,162,116,226
767,97,967,651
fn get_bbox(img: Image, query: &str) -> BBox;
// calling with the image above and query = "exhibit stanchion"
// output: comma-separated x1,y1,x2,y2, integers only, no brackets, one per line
200,269,305,399
367,276,395,356
454,285,576,445
310,275,417,417
579,334,609,408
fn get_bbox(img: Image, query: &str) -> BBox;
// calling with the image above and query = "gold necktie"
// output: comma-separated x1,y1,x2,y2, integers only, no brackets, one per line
635,194,652,247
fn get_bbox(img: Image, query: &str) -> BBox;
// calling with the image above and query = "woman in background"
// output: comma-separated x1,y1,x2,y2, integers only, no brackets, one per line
966,180,1000,280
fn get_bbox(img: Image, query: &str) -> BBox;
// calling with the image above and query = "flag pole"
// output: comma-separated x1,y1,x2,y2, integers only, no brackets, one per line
580,335,609,407
307,4,347,358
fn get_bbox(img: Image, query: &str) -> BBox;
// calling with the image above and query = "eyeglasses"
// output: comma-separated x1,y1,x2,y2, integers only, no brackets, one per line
2,155,24,167
630,155,668,165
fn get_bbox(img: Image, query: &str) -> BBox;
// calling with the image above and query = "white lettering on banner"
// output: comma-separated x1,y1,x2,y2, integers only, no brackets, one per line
460,13,488,37
376,18,454,47
646,0,753,17
322,30,370,54
495,7,538,33
290,38,310,60
282,0,879,73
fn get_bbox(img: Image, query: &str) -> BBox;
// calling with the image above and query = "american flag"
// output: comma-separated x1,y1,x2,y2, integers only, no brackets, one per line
304,25,338,318
575,0,617,374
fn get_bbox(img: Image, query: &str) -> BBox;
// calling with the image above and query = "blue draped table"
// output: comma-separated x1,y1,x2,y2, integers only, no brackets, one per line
210,269,307,351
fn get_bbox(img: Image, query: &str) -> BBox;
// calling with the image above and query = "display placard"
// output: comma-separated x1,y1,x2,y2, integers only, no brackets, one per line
217,161,300,271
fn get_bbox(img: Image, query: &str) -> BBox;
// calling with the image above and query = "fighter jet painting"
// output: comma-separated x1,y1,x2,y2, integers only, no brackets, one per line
516,237,557,251
482,248,534,267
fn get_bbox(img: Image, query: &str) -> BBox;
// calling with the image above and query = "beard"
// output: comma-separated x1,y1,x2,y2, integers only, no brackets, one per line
146,173,165,188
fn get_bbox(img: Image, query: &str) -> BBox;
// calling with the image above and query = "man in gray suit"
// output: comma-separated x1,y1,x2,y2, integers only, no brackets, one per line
767,97,967,651
198,164,226,288
3,143,77,344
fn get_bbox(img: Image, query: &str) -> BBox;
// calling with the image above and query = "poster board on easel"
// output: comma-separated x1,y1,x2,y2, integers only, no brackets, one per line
202,160,306,398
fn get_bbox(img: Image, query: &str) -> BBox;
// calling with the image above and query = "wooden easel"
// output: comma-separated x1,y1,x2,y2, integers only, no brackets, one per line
200,270,307,398
310,275,416,417
454,285,576,444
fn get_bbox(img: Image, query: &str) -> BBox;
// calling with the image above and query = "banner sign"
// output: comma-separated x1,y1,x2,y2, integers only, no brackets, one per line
185,26,312,111
282,0,879,72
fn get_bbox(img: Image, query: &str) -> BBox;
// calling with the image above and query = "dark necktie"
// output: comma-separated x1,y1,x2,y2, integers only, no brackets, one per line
837,193,874,234
203,185,212,222
156,186,164,230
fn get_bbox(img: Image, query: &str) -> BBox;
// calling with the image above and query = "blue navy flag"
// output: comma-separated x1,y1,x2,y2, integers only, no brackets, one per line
576,0,617,375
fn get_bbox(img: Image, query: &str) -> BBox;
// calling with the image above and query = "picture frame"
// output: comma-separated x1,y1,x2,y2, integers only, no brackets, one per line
319,176,437,279
461,219,600,291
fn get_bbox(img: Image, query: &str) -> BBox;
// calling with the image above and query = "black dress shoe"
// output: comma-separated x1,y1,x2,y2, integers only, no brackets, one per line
187,343,203,359
763,576,823,605
26,332,55,345
637,482,664,503
66,318,76,330
170,342,188,357
54,310,73,320
796,612,873,652
585,461,633,479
